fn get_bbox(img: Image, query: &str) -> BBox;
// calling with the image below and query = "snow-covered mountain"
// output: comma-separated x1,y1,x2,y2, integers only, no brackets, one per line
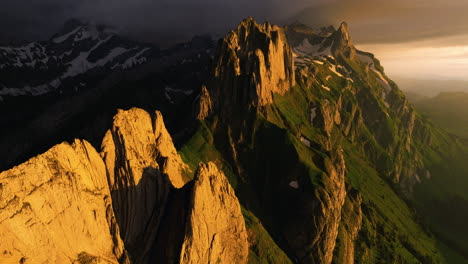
0,19,159,97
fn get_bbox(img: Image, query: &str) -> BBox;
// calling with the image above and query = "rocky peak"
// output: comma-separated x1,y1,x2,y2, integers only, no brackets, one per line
179,162,249,264
100,108,190,261
101,108,189,190
211,17,295,116
330,22,356,58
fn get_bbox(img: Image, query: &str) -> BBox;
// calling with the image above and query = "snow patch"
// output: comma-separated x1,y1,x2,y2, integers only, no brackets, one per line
321,84,331,92
294,38,333,58
121,48,150,69
0,43,47,69
425,170,431,180
289,181,299,189
0,79,62,96
310,107,317,123
357,53,374,66
73,26,100,42
312,60,324,65
52,27,82,43
300,136,311,147
414,174,422,184
372,69,391,93
329,65,344,78
63,47,129,78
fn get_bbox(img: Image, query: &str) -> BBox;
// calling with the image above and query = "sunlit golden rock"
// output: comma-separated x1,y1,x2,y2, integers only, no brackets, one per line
0,140,128,264
179,162,249,264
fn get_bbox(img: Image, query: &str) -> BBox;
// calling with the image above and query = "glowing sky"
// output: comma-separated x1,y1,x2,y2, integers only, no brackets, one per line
295,0,468,80
358,41,468,81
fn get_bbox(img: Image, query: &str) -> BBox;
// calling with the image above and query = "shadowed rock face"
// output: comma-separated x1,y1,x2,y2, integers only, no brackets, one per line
100,108,190,262
281,150,347,264
0,139,128,264
211,17,295,117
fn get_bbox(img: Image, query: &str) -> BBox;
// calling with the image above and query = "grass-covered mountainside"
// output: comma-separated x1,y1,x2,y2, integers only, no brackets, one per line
178,18,468,263
411,92,468,139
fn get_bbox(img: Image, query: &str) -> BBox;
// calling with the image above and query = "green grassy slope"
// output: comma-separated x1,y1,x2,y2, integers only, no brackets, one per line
179,22,468,263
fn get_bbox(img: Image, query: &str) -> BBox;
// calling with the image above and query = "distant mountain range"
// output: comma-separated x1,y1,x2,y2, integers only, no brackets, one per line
0,18,468,264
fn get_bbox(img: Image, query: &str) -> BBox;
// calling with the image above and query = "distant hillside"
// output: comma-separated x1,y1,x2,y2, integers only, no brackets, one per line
413,92,468,138
396,77,468,97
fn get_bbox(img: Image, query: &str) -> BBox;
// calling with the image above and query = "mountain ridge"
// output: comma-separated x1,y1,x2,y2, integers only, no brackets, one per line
1,17,468,264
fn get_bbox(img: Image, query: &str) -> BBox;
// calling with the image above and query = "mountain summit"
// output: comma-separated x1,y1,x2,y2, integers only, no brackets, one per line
212,17,295,112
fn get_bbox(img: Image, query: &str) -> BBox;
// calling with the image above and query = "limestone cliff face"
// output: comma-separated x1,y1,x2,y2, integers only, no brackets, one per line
0,107,250,264
212,17,295,115
179,162,249,264
100,108,189,262
334,189,363,264
0,140,128,264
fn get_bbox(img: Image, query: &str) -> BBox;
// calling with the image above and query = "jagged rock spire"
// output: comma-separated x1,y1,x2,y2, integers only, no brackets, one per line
210,17,295,116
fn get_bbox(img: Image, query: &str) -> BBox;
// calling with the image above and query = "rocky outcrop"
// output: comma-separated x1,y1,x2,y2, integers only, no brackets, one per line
334,189,363,264
197,85,213,120
179,162,249,264
330,22,356,59
271,144,347,264
0,140,128,264
0,107,250,264
285,150,347,264
212,17,295,115
100,108,189,262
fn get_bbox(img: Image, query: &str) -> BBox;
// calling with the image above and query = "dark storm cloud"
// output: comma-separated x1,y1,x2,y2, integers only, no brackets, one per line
0,0,80,43
2,0,468,46
0,0,321,44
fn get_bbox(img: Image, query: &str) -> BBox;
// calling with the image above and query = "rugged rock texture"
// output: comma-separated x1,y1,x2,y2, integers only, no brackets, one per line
330,23,356,59
179,163,249,264
0,140,128,264
287,21,430,189
334,189,363,264
283,150,347,264
0,107,250,264
212,17,295,115
100,108,189,262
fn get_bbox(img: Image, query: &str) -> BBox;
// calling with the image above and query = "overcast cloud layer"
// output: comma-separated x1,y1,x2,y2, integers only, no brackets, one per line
0,0,319,44
2,0,468,46
3,0,468,81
